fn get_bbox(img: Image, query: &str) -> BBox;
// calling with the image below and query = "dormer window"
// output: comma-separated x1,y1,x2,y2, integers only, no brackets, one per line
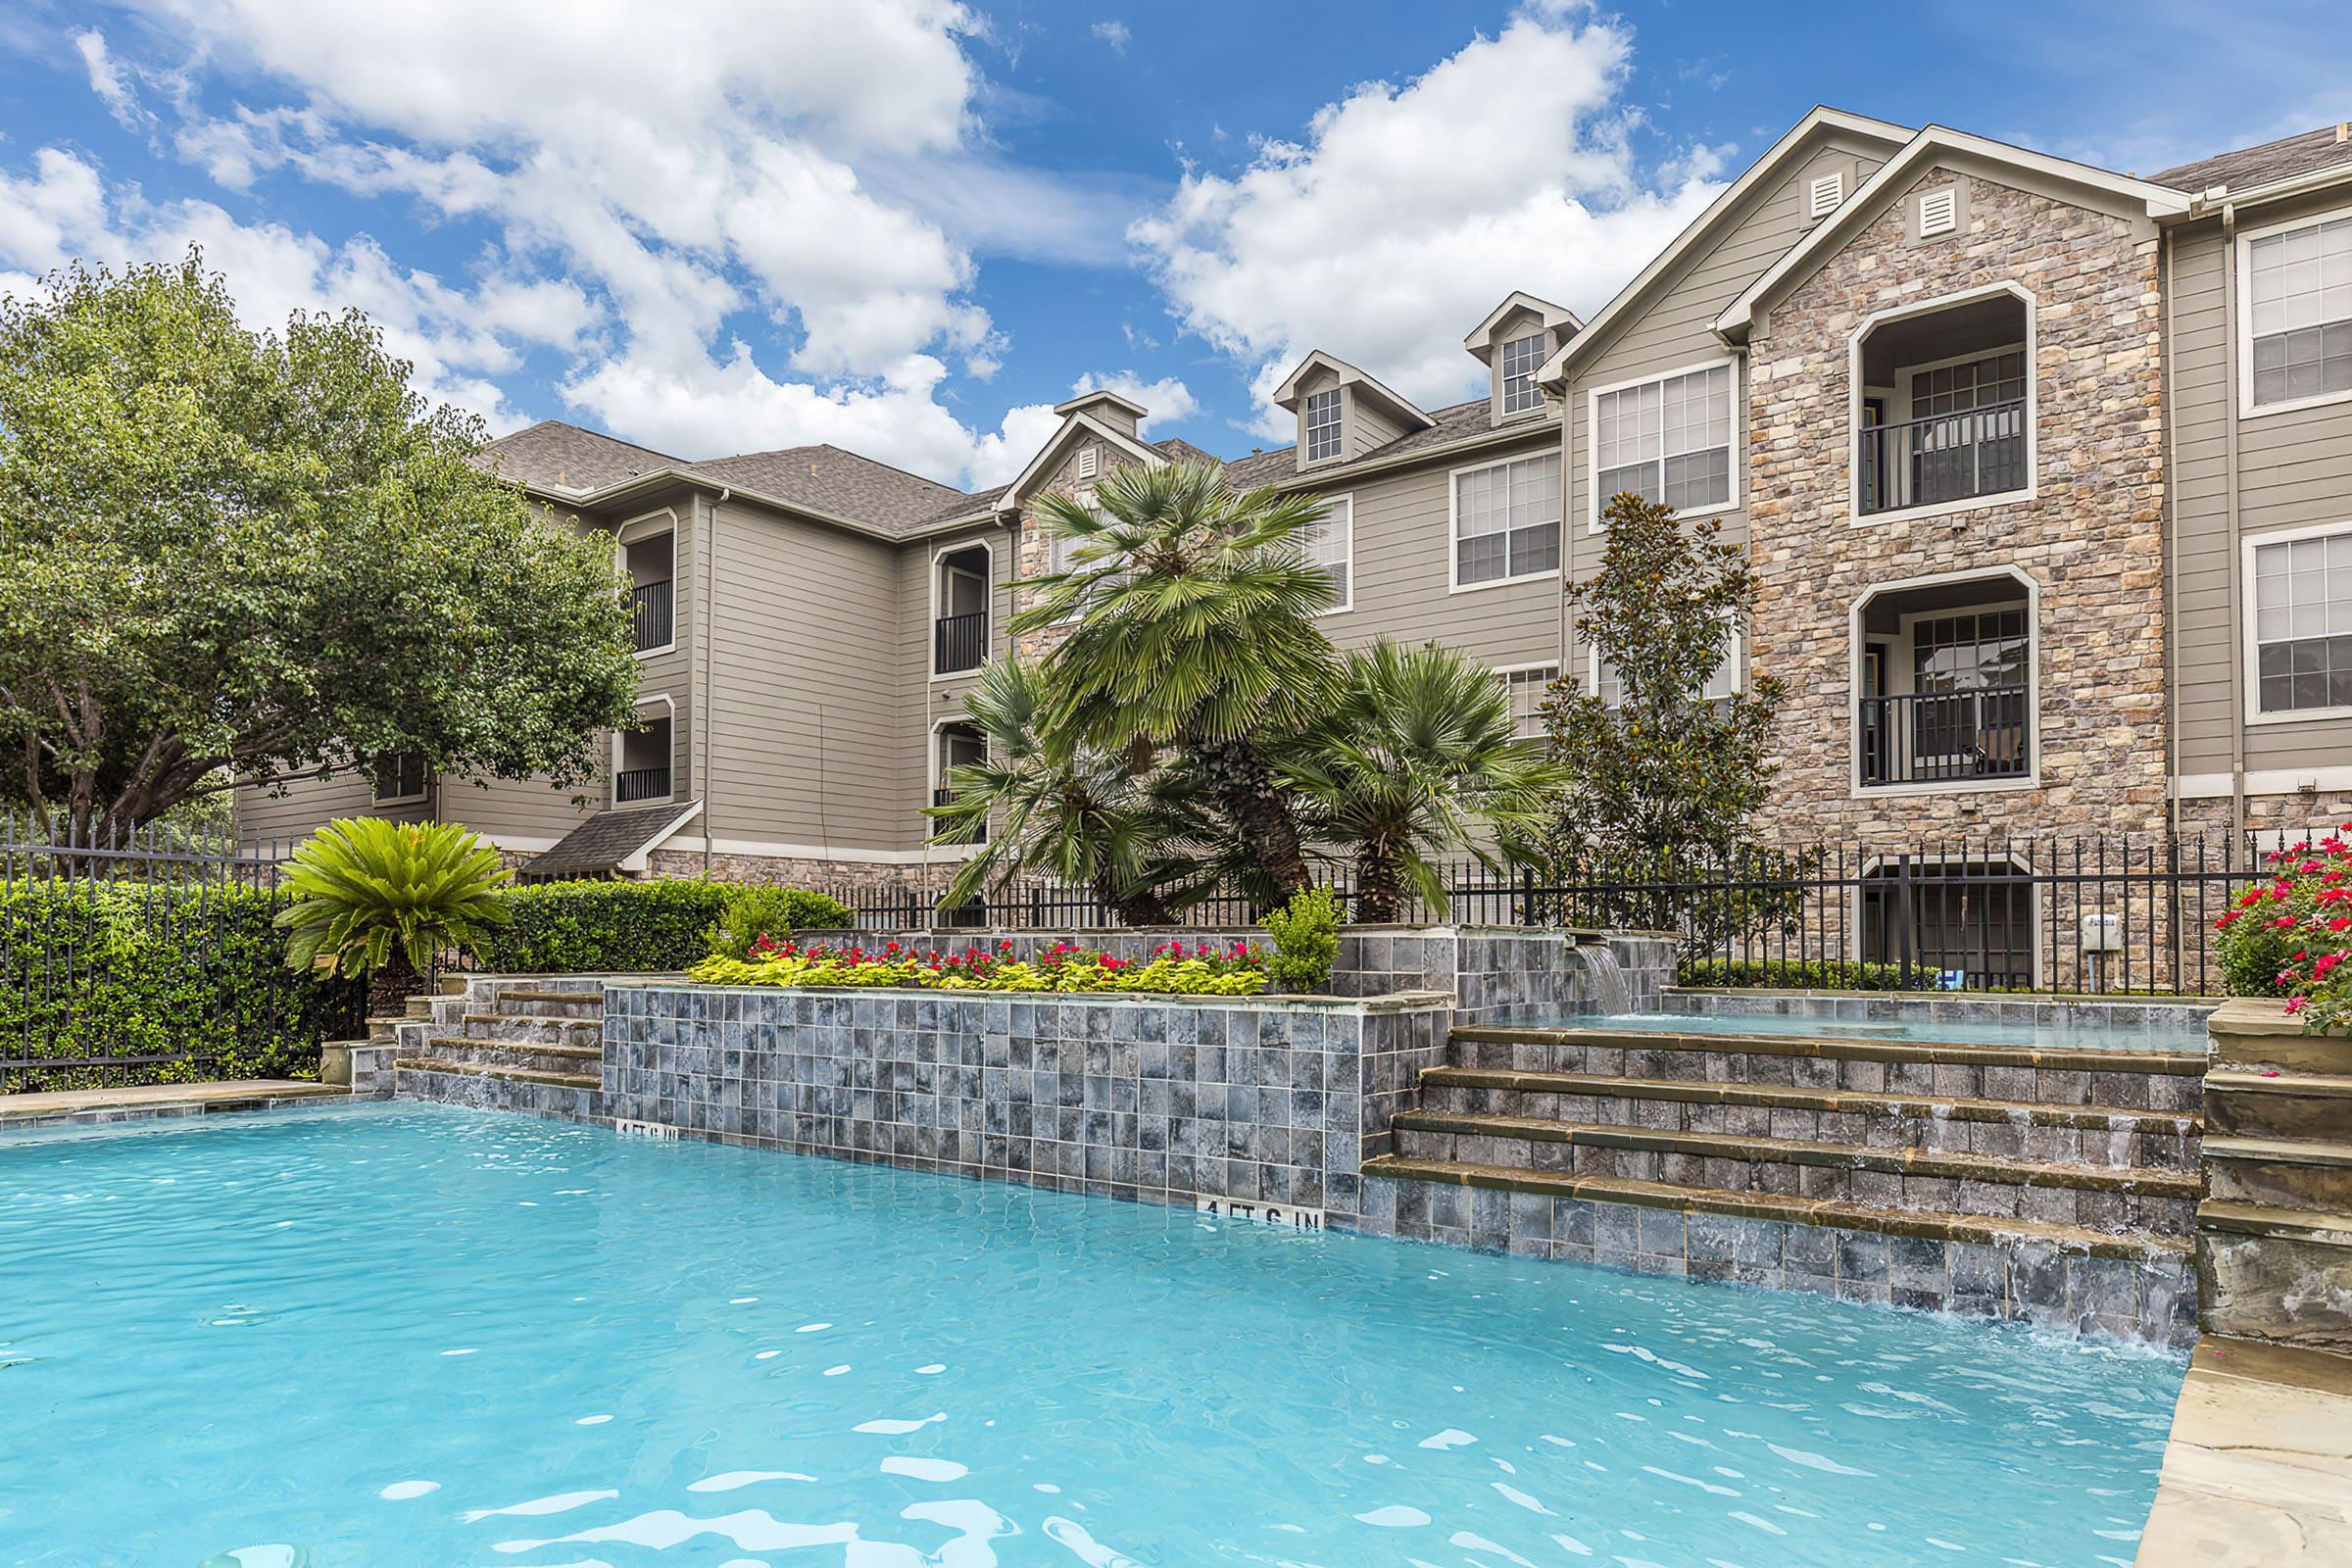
1304,388,1343,462
1499,333,1545,416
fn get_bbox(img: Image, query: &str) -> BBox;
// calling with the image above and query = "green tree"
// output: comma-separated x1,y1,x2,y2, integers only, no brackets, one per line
276,817,514,1011
927,657,1191,926
1538,491,1791,936
0,253,640,846
1284,640,1567,921
1009,461,1335,898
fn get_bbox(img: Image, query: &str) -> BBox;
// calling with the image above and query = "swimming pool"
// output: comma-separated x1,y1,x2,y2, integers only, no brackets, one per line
1569,1011,2213,1055
1,1102,2182,1566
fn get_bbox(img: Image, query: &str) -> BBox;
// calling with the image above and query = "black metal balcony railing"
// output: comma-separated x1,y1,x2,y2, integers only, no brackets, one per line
1858,397,2026,515
1860,686,2030,788
632,579,674,652
615,764,672,804
931,786,985,843
934,611,986,675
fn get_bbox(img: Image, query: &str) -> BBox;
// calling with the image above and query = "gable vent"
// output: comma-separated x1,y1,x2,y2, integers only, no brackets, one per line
1918,187,1959,238
1807,172,1844,219
1076,447,1099,480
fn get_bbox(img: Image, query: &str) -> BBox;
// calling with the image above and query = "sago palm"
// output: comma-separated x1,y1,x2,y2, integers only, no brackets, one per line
1283,640,1569,922
1009,460,1337,896
926,658,1193,926
275,817,513,1007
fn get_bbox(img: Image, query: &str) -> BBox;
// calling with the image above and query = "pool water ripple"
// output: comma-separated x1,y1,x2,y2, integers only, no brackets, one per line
0,1102,2181,1566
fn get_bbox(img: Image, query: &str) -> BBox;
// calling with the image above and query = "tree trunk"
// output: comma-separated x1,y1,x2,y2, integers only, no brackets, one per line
368,951,424,1016
1354,847,1402,924
1188,735,1311,896
1100,874,1176,927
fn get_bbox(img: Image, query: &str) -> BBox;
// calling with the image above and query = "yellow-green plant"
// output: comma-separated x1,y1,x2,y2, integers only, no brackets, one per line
1262,885,1345,993
685,939,1266,997
275,818,513,993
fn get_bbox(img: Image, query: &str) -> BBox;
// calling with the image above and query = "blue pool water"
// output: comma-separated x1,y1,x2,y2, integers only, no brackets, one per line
1573,1011,2214,1054
1,1103,2183,1567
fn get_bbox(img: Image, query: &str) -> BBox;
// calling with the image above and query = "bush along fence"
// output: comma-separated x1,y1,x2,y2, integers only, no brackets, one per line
811,834,2268,998
0,818,364,1094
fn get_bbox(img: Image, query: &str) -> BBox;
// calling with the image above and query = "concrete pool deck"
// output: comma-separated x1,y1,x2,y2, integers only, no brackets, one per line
2136,1336,2352,1565
0,1080,347,1132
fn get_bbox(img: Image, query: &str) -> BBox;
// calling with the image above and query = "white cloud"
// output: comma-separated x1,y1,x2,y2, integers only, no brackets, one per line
1130,3,1727,436
72,30,147,129
1069,369,1200,431
1092,21,1131,52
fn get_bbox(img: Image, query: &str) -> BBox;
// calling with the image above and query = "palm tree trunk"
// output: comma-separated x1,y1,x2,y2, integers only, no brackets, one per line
1102,877,1176,927
1354,847,1403,923
368,951,423,1015
1189,736,1311,896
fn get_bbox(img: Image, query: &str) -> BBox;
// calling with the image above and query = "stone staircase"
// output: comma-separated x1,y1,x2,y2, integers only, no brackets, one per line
2198,1000,2352,1354
390,977,607,1122
1360,1020,2207,1344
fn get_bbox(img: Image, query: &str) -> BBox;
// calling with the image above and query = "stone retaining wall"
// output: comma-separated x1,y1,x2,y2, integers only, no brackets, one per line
1661,987,2218,1035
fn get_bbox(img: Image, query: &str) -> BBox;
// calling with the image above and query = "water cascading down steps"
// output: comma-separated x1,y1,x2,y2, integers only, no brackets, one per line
392,978,607,1120
1362,1019,2206,1341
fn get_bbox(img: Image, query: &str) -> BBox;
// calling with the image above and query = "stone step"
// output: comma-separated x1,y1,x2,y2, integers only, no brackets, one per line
2203,1071,2352,1142
419,1037,603,1076
393,1060,604,1125
487,987,606,1019
2195,1200,2352,1354
1417,1065,2199,1170
461,1011,602,1045
1389,1112,2196,1233
2202,1137,2352,1211
1363,1154,2191,1264
1446,1025,2203,1111
395,1057,601,1091
403,994,436,1020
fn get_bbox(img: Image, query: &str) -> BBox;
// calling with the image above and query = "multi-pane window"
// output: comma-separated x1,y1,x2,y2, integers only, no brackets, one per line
1499,333,1546,416
1912,352,2027,416
1912,609,2029,691
2249,215,2352,409
1593,363,1734,518
2254,530,2352,713
1297,496,1352,611
1304,387,1344,462
1498,666,1557,737
372,753,426,804
1454,453,1561,586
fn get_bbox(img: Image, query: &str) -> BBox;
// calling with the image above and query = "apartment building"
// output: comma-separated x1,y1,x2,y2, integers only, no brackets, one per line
240,106,2352,913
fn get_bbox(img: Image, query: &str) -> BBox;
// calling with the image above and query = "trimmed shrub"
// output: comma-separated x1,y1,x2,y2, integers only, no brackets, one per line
0,881,361,1092
1677,956,1941,992
1262,886,1345,994
472,879,735,974
706,885,859,960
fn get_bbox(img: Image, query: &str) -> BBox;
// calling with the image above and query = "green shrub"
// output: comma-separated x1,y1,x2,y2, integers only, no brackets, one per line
0,881,360,1092
1677,956,1941,992
689,938,1265,996
277,818,513,982
2215,882,2302,1000
706,886,859,960
1262,886,1345,993
471,878,735,973
2215,833,2352,1022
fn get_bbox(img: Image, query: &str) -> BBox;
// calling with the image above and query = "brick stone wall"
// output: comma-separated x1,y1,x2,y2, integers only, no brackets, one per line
1743,169,2169,846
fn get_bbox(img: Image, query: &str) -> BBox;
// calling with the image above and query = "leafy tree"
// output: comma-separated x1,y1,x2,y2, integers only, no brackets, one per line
276,817,513,1011
1537,491,1792,940
926,657,1193,926
0,254,640,847
1284,640,1566,921
1009,461,1335,898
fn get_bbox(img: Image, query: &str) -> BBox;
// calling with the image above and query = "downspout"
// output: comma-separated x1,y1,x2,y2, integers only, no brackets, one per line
2162,225,2181,839
704,488,727,878
2220,207,2247,839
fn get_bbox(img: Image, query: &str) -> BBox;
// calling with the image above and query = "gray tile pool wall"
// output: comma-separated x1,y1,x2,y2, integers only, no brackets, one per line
391,1063,607,1123
602,982,1451,1224
1661,987,2220,1035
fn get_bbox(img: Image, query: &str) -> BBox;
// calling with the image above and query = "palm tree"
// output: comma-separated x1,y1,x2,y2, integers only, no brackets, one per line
925,658,1192,926
1009,461,1336,897
275,817,514,1011
1283,640,1569,922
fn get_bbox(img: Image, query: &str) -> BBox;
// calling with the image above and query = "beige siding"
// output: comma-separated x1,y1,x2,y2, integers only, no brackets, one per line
899,520,1015,852
2169,190,2352,779
235,770,396,849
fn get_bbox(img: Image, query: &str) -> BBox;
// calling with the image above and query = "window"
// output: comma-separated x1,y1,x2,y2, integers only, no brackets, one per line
1304,387,1344,463
1913,608,2029,693
2247,214,2352,411
1499,333,1546,416
1453,452,1562,587
1497,665,1557,737
1593,363,1734,522
1912,351,2026,416
1590,624,1742,708
1298,495,1352,612
372,753,427,805
1807,172,1844,219
2253,529,2352,714
1076,446,1099,480
1918,187,1958,237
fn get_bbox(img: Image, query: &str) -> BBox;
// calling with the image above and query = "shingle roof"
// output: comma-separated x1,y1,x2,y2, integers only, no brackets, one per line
476,420,680,493
1220,397,1544,491
1151,437,1224,466
521,802,697,879
677,445,965,531
2154,124,2352,194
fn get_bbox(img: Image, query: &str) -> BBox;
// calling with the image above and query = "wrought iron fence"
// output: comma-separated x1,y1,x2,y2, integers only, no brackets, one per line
0,817,362,1093
809,834,2265,997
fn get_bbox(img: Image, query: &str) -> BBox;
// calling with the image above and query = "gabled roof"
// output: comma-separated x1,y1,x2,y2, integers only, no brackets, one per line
676,445,963,530
1536,106,1912,387
2154,123,2352,197
1219,394,1544,492
476,420,680,494
522,800,702,879
1463,291,1581,361
999,411,1166,506
1268,350,1434,431
1713,124,2193,341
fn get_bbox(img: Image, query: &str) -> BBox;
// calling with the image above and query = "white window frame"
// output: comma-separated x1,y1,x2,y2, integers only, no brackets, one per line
927,537,994,683
616,507,679,660
1845,565,2041,799
2243,517,2352,725
1498,332,1547,418
1584,357,1741,534
1303,386,1344,464
1846,282,2037,529
1448,449,1564,594
1298,491,1353,614
2236,201,2352,419
612,694,677,808
370,752,428,807
1583,617,1744,709
926,716,991,856
1493,662,1560,739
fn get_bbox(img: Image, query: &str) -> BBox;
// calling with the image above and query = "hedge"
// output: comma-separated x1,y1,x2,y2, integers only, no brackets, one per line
1676,956,1943,992
0,882,361,1093
468,879,858,974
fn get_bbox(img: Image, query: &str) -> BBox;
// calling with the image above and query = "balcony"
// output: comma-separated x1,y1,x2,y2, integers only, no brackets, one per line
1853,287,2031,519
934,611,986,675
632,578,673,653
616,764,672,804
1859,686,2030,788
1857,399,2026,516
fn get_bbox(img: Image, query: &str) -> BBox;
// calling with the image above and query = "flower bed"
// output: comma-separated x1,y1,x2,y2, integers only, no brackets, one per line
2216,825,2352,1025
686,937,1269,996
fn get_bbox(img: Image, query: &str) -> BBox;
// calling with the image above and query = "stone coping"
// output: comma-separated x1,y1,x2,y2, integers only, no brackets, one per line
1451,1023,2210,1075
2135,1336,2352,1566
1667,985,2226,1006
603,978,1454,1012
0,1079,348,1130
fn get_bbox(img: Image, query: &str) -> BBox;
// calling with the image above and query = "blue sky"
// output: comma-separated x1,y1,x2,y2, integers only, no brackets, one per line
0,1,2344,490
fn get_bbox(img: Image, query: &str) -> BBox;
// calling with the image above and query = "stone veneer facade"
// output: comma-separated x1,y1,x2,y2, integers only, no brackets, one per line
1743,169,2171,844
